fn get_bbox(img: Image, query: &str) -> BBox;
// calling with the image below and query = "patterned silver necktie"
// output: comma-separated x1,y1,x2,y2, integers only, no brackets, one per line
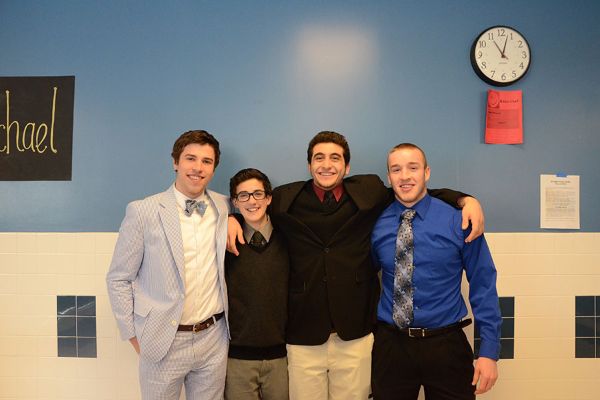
184,199,207,217
393,209,417,328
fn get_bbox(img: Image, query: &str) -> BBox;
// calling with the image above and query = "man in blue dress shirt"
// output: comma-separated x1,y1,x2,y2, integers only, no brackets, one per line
371,143,501,400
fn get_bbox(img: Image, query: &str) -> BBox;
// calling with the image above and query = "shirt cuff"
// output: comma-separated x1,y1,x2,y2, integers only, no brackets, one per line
478,340,501,360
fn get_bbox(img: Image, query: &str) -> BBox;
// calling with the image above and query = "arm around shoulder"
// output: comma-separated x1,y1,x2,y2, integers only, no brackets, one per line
428,188,484,241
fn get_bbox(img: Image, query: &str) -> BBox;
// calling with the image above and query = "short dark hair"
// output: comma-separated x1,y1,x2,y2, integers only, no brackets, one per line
388,143,428,168
172,130,221,167
307,131,351,164
229,168,273,198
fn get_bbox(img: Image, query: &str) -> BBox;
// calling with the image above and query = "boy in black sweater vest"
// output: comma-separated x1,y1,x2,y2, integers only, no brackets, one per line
225,168,290,400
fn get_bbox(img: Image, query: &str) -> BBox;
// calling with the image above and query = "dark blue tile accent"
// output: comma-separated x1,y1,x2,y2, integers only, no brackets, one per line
58,337,77,357
56,295,98,358
501,318,514,338
77,338,97,358
77,316,96,337
576,296,595,316
57,296,76,316
576,317,595,337
500,338,514,359
57,316,76,336
597,338,600,358
596,297,600,316
576,338,595,358
76,296,96,316
499,297,514,317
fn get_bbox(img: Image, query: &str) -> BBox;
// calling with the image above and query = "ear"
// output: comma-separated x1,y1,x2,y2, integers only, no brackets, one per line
344,163,350,176
173,159,179,172
265,195,272,206
425,166,431,182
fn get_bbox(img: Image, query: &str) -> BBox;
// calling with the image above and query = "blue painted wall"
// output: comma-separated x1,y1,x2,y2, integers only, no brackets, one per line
1,1,599,231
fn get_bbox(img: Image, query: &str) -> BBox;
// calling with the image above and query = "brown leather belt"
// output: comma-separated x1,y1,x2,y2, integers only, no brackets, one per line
178,312,224,333
380,318,472,338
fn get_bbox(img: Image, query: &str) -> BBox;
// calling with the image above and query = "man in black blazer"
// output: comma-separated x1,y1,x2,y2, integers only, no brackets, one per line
229,131,483,400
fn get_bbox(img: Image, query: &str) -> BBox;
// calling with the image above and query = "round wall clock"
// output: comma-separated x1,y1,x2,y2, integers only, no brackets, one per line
470,25,531,86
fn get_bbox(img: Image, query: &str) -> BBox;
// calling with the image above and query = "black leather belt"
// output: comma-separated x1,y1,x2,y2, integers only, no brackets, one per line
380,318,472,338
178,312,224,333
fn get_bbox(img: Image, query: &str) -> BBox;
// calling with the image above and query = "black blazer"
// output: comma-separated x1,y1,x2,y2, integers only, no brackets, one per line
271,174,389,345
271,174,465,345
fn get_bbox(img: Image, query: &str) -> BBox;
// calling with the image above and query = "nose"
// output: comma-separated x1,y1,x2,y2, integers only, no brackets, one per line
193,160,204,171
399,169,410,180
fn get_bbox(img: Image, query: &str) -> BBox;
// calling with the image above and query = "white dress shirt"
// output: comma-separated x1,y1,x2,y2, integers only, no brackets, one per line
173,187,224,325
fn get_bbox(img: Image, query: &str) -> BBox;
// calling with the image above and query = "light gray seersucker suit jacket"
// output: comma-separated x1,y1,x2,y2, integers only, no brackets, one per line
106,185,230,363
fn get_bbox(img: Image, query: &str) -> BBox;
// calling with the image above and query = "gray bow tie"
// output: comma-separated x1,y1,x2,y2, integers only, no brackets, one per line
184,199,207,217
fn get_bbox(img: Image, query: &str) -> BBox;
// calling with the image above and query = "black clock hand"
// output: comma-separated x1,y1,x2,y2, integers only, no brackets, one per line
492,40,504,57
501,36,508,59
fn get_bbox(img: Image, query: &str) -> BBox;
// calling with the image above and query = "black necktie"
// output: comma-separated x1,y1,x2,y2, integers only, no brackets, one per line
249,231,267,249
323,191,336,209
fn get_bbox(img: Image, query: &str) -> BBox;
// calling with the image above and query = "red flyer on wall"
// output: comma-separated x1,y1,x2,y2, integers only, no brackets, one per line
485,89,523,144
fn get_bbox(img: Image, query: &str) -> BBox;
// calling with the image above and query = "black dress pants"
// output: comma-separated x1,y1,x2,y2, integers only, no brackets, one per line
372,323,475,400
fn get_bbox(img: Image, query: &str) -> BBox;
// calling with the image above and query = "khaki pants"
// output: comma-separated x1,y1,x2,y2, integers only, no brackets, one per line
225,357,289,400
287,333,373,400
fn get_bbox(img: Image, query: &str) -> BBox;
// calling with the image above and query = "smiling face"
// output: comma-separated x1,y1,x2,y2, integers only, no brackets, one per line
387,146,430,207
173,143,216,198
233,178,272,230
308,142,350,191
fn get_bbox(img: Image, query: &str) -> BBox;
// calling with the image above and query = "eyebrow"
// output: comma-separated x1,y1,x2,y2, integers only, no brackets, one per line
389,162,421,169
183,153,214,162
314,152,343,158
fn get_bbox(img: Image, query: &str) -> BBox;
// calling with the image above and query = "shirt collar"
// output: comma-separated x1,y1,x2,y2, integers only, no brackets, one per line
392,193,431,222
173,185,208,211
243,216,274,243
312,182,345,203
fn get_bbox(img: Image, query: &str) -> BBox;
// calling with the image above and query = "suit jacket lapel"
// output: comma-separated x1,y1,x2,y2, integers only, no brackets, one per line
206,190,227,258
158,188,186,281
273,181,327,245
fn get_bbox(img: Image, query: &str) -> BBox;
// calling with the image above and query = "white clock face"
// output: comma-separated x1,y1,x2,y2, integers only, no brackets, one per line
471,26,531,86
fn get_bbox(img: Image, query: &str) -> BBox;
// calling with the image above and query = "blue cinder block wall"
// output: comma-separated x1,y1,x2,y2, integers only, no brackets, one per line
1,0,599,232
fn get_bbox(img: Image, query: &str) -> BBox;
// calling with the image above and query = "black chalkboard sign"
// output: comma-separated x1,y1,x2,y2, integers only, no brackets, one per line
0,76,74,180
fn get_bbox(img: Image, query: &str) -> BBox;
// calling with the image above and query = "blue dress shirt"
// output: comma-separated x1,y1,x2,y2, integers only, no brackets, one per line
371,194,501,360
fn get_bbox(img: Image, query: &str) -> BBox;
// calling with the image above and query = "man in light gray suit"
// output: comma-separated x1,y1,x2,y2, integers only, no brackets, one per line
107,130,230,400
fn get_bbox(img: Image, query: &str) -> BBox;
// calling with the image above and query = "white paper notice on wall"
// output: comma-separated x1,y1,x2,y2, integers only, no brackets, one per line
540,174,580,229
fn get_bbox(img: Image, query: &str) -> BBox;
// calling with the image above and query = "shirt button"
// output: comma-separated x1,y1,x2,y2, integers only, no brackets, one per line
171,320,177,326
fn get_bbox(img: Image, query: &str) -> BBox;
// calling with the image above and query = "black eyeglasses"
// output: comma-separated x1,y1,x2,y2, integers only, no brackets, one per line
235,190,267,202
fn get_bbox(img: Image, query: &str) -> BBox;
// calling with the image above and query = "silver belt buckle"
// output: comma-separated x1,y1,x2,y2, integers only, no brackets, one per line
408,327,425,338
